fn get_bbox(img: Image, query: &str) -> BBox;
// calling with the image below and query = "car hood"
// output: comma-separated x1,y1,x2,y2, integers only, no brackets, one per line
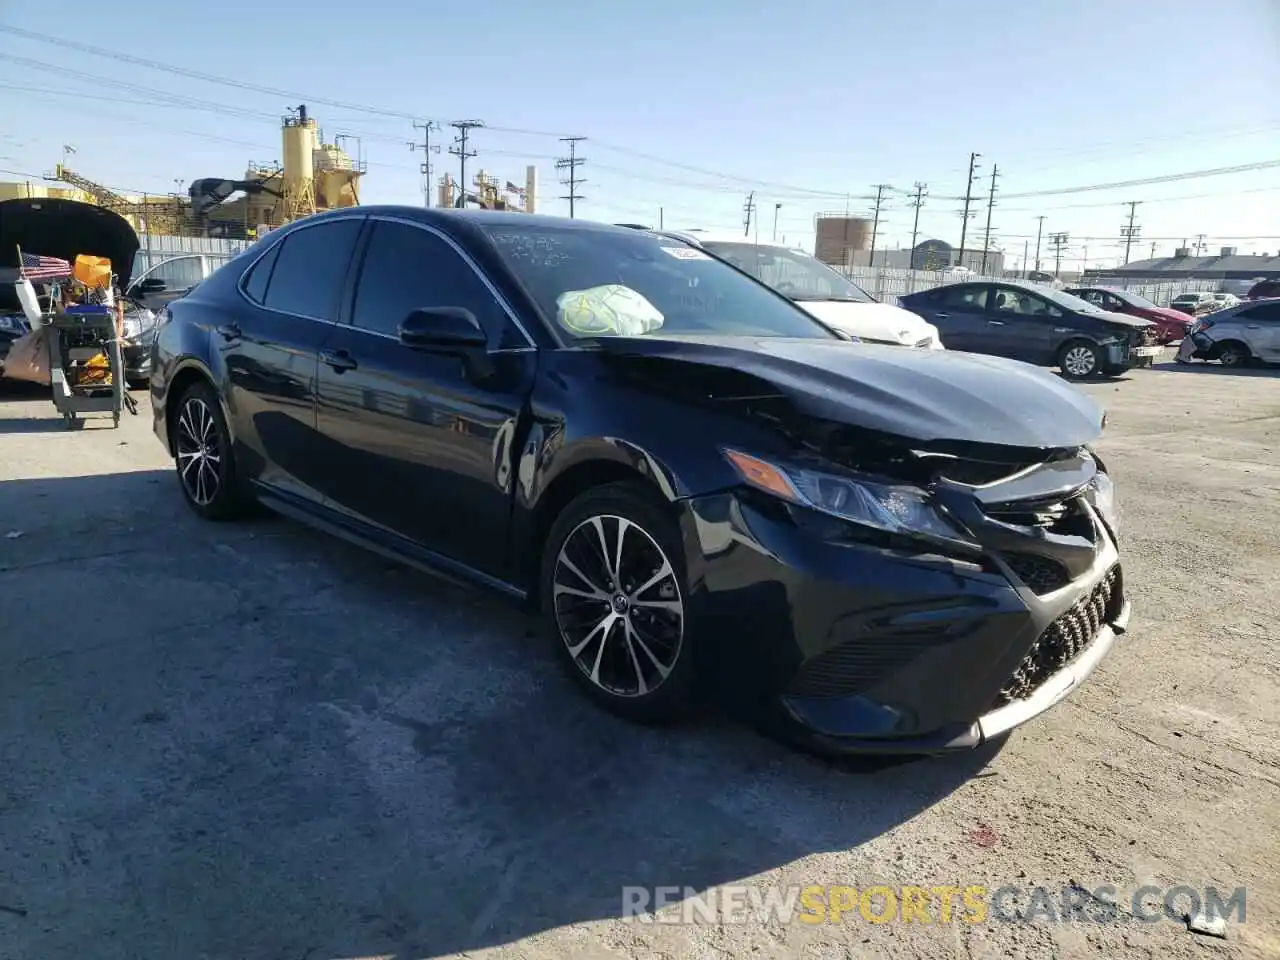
0,197,139,289
1144,306,1194,323
793,299,937,345
594,334,1104,449
1089,309,1154,329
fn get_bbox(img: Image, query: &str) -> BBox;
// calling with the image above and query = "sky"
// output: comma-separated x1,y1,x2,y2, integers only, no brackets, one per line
1,0,1278,271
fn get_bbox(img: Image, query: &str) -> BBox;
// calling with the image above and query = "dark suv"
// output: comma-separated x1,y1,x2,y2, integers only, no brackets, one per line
900,281,1161,380
1245,280,1280,301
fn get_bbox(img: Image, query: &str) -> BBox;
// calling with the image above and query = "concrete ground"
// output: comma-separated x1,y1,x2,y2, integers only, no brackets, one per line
0,359,1277,960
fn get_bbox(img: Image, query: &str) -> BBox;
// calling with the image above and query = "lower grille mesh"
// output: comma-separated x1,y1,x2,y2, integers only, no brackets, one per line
993,566,1122,707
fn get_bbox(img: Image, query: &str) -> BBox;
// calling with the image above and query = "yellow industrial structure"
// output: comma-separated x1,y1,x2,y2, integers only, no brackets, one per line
1,103,543,239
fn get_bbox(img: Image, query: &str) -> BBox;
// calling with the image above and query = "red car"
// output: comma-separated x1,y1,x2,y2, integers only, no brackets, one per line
1066,287,1194,343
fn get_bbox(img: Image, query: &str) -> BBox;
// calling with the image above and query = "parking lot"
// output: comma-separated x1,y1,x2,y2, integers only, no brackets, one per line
0,360,1277,960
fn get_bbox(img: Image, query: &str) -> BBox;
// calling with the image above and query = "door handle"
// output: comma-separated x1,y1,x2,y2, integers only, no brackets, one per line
934,312,950,319
1246,324,1261,329
216,322,241,341
320,348,358,372
987,319,1005,326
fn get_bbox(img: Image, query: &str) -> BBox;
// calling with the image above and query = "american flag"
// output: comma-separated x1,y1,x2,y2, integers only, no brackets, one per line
19,251,73,282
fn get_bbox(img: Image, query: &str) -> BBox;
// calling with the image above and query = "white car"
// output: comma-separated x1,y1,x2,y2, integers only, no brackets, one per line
1210,292,1240,311
645,230,944,349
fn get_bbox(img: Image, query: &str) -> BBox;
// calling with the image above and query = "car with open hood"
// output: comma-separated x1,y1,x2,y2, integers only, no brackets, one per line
620,227,943,349
900,280,1161,379
149,208,1130,755
0,196,191,386
1066,285,1194,344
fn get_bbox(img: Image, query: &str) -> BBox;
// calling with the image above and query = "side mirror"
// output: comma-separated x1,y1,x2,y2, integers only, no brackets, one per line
398,307,488,350
137,277,167,293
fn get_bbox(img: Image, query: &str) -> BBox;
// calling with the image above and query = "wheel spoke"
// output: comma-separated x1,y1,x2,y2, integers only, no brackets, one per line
621,619,648,695
630,622,673,678
629,559,673,600
589,516,614,583
588,617,614,684
557,555,609,597
632,599,682,613
613,517,630,587
567,611,616,659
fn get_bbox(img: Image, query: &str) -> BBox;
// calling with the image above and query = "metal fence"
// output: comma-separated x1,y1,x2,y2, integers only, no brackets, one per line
840,265,1220,308
132,233,246,275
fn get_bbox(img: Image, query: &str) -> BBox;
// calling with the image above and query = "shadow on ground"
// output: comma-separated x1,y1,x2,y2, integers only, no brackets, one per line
1154,360,1278,377
0,470,1002,960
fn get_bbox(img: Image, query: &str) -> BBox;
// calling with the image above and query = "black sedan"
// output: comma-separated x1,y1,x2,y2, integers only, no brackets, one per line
149,209,1130,755
900,281,1161,379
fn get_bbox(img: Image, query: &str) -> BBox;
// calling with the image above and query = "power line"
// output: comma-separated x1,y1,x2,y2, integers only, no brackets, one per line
868,184,891,267
555,136,587,217
980,164,1000,274
449,121,482,205
1048,232,1070,278
958,153,981,269
408,120,440,207
1000,159,1280,199
1120,200,1142,264
908,182,928,258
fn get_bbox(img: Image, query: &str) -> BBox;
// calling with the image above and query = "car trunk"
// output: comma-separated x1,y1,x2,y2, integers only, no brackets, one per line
0,197,140,297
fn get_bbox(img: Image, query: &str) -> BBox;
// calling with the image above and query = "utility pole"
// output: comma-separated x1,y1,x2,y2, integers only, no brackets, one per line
772,202,782,242
448,120,483,206
980,163,999,274
1033,215,1046,273
1049,232,1069,279
742,192,755,237
1194,233,1207,256
1149,241,1158,259
868,184,891,267
1120,200,1142,264
409,120,440,207
1021,239,1029,279
1081,240,1090,277
958,152,981,272
555,136,587,217
908,182,927,262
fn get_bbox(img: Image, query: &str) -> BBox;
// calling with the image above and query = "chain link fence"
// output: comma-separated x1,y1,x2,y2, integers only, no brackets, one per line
839,265,1220,308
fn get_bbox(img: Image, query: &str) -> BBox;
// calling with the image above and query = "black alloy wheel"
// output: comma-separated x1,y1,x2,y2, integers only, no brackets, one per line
173,381,249,521
1217,343,1250,368
541,481,697,723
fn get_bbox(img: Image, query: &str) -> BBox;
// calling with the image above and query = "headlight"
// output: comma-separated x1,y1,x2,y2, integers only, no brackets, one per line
121,307,157,341
1088,471,1119,535
723,449,973,547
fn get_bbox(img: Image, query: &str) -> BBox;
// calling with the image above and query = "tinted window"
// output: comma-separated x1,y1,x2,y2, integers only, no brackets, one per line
1238,302,1280,321
242,242,280,304
481,223,836,340
992,287,1063,318
263,218,363,321
938,285,988,310
350,220,521,347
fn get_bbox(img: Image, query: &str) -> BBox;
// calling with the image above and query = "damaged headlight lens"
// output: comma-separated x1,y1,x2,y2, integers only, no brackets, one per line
1088,470,1119,535
723,449,972,546
121,306,157,342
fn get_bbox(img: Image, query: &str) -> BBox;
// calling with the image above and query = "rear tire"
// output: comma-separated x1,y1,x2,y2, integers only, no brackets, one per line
171,380,252,521
1058,340,1102,380
539,480,698,724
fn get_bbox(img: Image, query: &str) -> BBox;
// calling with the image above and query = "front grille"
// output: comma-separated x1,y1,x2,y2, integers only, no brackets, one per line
1132,326,1159,347
992,566,1122,707
786,630,951,699
1002,552,1071,594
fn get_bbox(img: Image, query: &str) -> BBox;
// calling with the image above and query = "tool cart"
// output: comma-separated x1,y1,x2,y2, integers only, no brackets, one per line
47,303,129,429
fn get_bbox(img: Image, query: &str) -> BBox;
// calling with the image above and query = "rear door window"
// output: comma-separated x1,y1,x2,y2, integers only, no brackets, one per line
262,218,363,321
939,285,988,311
242,242,281,304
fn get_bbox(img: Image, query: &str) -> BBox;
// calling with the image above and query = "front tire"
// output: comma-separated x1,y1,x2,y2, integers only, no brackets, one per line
1059,340,1102,380
1216,342,1250,368
171,381,251,521
539,481,697,724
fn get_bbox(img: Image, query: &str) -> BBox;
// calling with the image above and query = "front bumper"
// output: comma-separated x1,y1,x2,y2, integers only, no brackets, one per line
121,339,152,380
680,480,1127,755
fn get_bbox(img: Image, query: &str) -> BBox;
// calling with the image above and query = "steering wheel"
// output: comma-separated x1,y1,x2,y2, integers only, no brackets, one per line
775,281,798,296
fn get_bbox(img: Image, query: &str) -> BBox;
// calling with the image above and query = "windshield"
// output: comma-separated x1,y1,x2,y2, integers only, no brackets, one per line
482,224,839,341
1039,286,1106,313
697,241,877,304
1116,290,1158,309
